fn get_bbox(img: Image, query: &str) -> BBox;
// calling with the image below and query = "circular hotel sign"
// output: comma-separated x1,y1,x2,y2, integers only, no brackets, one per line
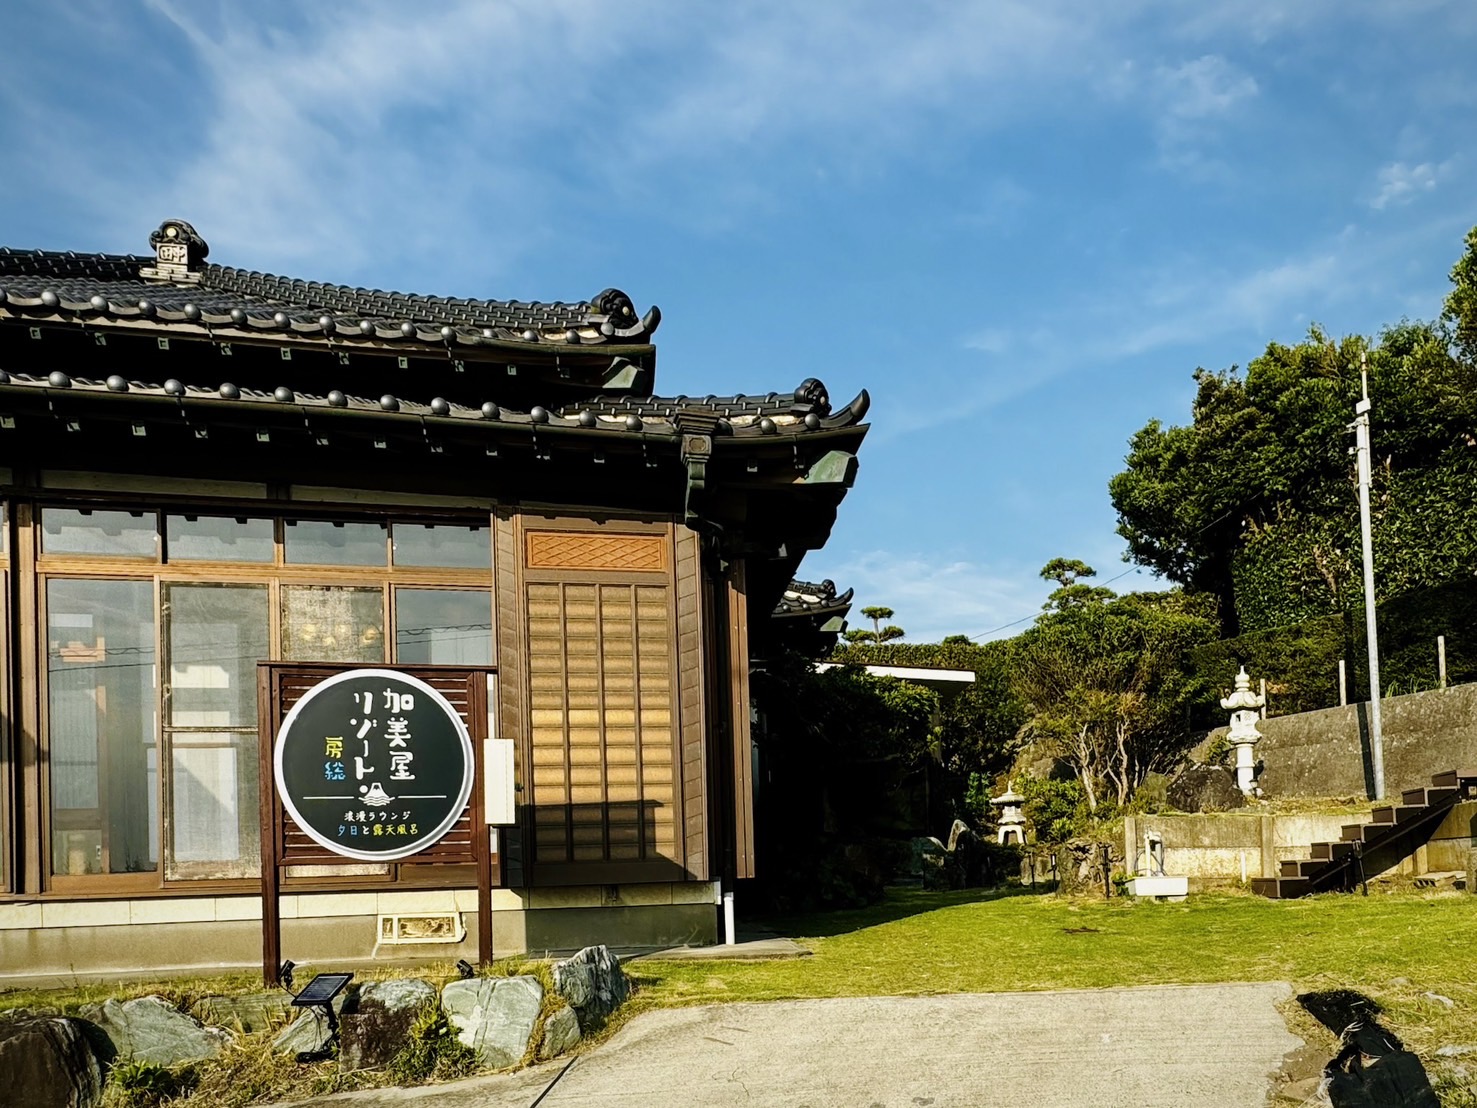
274,669,474,861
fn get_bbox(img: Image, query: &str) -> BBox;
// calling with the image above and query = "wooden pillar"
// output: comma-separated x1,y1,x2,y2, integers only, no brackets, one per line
14,499,41,895
725,561,755,881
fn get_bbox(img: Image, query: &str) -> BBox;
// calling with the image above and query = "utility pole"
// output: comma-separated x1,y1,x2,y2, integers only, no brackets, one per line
1352,351,1386,799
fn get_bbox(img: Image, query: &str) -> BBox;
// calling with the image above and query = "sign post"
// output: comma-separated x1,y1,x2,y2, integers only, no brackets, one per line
259,665,496,985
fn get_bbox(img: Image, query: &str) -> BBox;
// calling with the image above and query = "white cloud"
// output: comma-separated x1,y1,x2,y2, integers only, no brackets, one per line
1369,160,1450,210
886,225,1400,437
1147,54,1258,175
803,550,1047,643
1156,54,1259,121
802,547,1165,644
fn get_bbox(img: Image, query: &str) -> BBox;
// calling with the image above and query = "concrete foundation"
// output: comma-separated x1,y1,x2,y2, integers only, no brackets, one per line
0,882,720,986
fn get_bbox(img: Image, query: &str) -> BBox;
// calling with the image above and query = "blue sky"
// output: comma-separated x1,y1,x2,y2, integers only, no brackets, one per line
3,1,1476,641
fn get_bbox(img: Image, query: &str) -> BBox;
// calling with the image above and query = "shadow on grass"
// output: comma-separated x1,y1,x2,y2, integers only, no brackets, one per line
750,883,1040,940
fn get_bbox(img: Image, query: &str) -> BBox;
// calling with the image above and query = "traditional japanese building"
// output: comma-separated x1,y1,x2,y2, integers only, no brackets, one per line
0,219,868,982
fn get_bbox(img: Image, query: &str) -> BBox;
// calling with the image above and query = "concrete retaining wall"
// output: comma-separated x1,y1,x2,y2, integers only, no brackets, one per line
1211,681,1477,798
1128,802,1477,886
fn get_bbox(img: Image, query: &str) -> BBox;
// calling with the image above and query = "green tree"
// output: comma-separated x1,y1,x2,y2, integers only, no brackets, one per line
1010,566,1217,811
1110,293,1477,635
1443,225,1477,369
1039,559,1115,610
832,637,1027,820
844,604,906,645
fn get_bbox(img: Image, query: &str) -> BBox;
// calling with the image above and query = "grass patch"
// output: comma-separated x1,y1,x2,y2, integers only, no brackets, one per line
11,888,1477,1103
625,885,1477,1097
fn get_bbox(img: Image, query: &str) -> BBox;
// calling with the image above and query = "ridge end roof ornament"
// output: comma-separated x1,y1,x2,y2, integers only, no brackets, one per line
141,218,208,285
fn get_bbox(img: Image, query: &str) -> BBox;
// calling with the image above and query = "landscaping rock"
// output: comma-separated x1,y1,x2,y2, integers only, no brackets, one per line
442,975,543,1069
1168,764,1245,813
553,946,630,1031
946,820,986,887
0,1017,103,1108
79,996,229,1066
192,992,293,1034
340,978,438,1071
537,1003,581,1061
270,991,350,1058
910,836,946,877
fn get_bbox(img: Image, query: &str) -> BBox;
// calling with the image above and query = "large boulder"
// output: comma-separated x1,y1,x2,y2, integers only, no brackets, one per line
441,975,542,1070
552,946,630,1032
909,836,946,878
537,1003,581,1061
79,996,229,1066
339,978,438,1072
191,992,293,1034
270,990,350,1058
0,1017,103,1108
1168,764,1246,813
946,820,988,887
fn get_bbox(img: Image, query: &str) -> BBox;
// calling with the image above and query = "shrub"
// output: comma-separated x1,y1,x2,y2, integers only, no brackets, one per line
387,1004,478,1085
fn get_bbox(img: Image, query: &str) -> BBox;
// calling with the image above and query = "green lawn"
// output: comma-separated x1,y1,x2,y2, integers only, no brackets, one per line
6,885,1476,1105
637,886,1476,999
629,886,1477,1103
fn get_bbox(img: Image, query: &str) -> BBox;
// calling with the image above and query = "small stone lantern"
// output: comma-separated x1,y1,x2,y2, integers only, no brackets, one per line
1220,667,1265,796
990,780,1026,845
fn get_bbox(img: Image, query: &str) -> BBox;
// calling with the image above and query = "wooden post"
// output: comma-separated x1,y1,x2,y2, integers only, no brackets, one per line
259,664,281,987
1259,678,1267,720
471,673,493,967
1438,636,1447,690
1338,659,1347,707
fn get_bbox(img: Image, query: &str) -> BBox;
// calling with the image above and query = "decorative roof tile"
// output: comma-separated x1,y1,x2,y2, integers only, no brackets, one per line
773,578,854,618
0,219,658,349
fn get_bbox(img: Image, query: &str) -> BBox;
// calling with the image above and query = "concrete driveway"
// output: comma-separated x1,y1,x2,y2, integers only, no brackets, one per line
294,982,1303,1107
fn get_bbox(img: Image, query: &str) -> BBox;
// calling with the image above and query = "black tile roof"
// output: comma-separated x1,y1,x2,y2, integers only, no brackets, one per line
0,219,658,350
0,369,869,440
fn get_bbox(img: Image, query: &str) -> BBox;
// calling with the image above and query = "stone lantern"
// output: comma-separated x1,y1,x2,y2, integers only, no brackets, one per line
1220,667,1265,796
990,780,1026,845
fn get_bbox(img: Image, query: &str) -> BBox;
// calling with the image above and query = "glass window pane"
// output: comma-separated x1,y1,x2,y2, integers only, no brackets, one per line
283,520,387,566
392,523,492,569
163,585,267,880
169,737,260,878
395,589,493,665
43,509,157,557
282,586,385,663
47,579,158,875
165,584,268,727
167,515,274,562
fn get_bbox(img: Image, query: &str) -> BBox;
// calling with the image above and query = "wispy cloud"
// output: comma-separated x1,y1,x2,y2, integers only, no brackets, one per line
1149,54,1259,175
1369,159,1451,210
807,550,1048,643
890,221,1450,438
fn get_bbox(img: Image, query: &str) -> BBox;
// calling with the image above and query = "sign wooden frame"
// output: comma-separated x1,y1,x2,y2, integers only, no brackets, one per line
257,662,498,985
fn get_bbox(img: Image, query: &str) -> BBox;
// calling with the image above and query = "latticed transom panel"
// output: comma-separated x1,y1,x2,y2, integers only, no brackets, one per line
526,581,677,867
525,532,667,573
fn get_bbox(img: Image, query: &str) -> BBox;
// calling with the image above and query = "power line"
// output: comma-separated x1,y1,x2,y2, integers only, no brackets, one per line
966,565,1143,642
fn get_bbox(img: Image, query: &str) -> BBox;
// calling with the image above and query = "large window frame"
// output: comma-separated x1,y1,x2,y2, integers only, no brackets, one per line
31,501,495,896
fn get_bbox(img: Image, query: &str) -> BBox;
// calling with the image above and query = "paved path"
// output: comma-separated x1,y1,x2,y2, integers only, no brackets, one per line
292,982,1303,1108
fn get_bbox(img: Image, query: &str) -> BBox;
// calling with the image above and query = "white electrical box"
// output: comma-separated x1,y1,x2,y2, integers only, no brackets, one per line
484,738,516,825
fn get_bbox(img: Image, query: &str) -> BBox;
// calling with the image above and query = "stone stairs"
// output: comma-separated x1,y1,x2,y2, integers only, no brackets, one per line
1250,768,1477,899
